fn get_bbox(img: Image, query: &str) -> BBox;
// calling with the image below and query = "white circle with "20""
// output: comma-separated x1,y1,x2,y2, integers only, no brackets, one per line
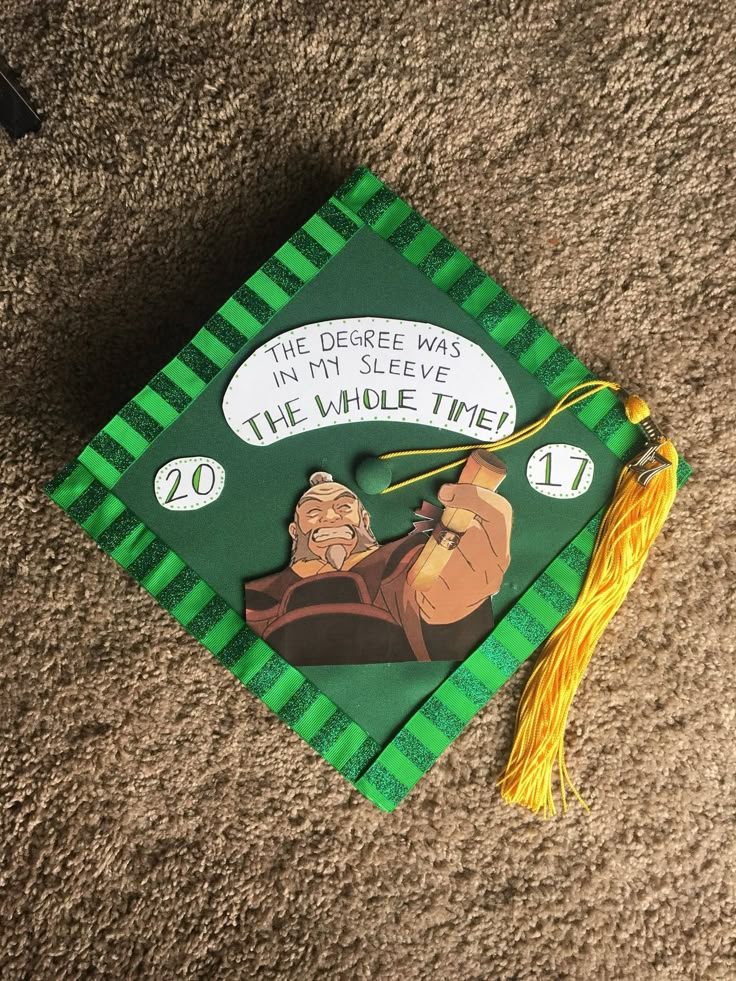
154,457,225,511
526,444,594,499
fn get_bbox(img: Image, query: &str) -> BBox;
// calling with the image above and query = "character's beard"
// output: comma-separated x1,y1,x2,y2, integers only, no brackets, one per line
312,525,356,571
291,521,378,569
324,543,348,571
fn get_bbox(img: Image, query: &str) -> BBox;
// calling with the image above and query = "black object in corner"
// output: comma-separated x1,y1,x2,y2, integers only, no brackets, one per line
0,58,41,138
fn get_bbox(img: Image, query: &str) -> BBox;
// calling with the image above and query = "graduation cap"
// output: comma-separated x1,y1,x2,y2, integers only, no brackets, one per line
45,167,689,814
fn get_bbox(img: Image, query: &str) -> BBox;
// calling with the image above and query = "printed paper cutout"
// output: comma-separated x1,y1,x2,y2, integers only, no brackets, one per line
223,318,516,447
244,463,512,666
526,444,594,499
154,457,225,511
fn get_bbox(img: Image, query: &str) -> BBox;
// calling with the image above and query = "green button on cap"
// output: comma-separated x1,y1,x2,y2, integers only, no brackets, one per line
354,456,392,495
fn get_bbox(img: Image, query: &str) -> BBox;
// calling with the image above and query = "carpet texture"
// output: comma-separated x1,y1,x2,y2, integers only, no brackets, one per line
2,1,734,978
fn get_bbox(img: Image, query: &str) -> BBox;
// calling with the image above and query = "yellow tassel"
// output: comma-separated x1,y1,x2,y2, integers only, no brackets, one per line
370,381,680,815
497,394,679,816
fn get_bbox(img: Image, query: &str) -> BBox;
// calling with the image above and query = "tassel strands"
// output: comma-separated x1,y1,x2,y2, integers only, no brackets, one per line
372,379,679,816
497,395,678,815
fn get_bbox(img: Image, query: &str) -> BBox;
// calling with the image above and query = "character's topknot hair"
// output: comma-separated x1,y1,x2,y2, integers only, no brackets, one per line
309,472,333,486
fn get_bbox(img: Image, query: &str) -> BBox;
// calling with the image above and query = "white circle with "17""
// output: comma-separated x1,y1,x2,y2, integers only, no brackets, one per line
526,444,594,499
154,457,225,511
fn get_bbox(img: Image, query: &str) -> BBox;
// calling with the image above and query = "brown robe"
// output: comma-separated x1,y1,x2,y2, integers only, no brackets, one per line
244,535,493,666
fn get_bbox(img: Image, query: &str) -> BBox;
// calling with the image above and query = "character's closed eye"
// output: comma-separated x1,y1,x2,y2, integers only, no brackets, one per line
307,508,322,518
337,503,352,513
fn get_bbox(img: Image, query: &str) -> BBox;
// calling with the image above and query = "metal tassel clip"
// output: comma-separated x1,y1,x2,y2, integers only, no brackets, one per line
628,414,673,487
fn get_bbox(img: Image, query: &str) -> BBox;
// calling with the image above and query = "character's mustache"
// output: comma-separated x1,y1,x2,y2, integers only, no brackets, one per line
310,525,357,544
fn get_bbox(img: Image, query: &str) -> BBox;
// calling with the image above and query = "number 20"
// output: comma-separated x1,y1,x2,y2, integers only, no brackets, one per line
165,463,216,504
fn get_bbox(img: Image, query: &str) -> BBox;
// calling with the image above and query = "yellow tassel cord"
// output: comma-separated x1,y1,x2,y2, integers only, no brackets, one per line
378,381,679,816
378,380,623,493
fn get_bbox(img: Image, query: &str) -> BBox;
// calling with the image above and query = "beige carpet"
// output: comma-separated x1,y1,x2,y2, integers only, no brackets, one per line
2,1,734,978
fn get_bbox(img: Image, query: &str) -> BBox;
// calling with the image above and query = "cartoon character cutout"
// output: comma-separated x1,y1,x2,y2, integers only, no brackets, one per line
245,452,512,666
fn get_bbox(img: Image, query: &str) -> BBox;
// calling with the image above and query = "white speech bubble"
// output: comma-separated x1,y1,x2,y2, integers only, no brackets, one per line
154,457,225,511
222,318,516,446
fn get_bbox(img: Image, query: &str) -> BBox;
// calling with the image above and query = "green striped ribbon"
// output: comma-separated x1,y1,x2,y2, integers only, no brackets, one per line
355,457,691,812
354,514,602,810
333,166,676,466
76,198,366,491
44,462,382,782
